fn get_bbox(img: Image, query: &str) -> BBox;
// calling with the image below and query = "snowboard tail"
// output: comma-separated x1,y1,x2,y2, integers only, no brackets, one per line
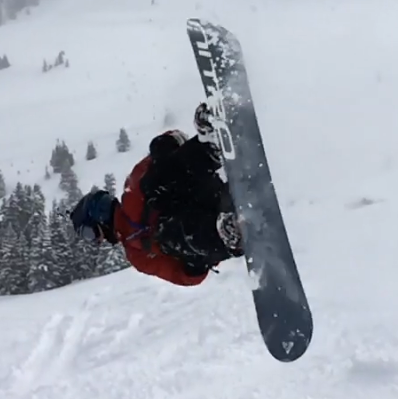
187,18,313,362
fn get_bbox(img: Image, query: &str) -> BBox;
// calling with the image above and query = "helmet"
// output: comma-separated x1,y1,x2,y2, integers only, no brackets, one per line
149,130,188,161
69,190,117,243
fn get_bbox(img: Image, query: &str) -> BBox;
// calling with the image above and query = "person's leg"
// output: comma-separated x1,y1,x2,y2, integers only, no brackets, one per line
140,136,222,214
144,135,242,271
154,177,243,272
155,210,231,272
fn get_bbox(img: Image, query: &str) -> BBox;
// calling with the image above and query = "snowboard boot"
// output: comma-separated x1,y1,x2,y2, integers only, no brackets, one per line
216,212,244,257
194,103,217,144
194,102,222,165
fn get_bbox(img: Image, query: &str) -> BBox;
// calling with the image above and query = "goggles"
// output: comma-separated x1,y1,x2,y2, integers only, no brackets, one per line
77,224,102,242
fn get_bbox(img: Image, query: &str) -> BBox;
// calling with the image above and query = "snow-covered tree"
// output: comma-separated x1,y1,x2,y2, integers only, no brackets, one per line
0,54,10,69
27,223,58,293
0,170,6,198
95,243,128,277
42,59,48,73
44,165,51,180
0,0,8,25
22,183,46,247
0,223,28,294
116,128,131,153
0,0,40,25
104,173,116,197
48,200,75,287
86,141,97,161
2,183,27,235
50,140,75,173
54,51,65,67
73,239,99,280
59,163,82,208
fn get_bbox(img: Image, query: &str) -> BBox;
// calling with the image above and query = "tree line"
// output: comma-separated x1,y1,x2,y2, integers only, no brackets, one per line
0,177,130,295
0,133,133,296
0,0,40,26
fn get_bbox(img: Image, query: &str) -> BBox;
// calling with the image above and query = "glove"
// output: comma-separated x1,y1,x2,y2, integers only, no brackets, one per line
194,102,214,135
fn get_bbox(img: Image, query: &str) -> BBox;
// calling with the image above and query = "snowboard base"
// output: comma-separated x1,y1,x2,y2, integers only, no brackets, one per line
187,18,313,362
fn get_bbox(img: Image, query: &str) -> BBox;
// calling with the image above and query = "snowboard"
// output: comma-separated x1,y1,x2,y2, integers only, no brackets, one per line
187,18,313,362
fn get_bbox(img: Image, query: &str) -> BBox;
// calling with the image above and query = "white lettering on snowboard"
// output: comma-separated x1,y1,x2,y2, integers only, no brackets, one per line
189,20,236,160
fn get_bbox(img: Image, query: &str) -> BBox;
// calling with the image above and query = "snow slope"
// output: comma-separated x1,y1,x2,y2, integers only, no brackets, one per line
1,0,398,398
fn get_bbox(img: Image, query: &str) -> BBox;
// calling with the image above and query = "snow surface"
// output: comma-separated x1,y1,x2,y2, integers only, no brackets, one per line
1,0,398,397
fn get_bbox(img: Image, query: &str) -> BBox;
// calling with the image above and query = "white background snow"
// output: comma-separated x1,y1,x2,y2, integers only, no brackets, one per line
1,0,398,398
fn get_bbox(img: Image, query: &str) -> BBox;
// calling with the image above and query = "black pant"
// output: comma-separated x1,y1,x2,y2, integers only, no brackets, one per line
140,136,236,274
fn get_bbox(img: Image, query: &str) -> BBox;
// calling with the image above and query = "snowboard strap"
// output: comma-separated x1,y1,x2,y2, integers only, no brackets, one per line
121,201,155,254
139,202,153,252
122,210,150,242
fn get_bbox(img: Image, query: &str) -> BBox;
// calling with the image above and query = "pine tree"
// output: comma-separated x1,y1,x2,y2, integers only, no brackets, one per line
0,170,6,198
2,183,28,235
42,59,48,73
50,140,75,173
27,218,45,292
0,223,28,294
20,183,32,225
0,197,10,235
104,173,116,197
59,161,73,192
10,183,41,247
27,222,57,293
41,227,62,289
116,128,131,153
95,242,111,276
73,239,99,280
33,184,45,210
44,165,51,180
54,51,65,67
30,183,44,217
17,232,30,292
0,223,17,294
48,200,75,287
2,54,10,68
2,195,17,234
0,54,10,69
0,0,7,25
86,141,97,161
24,183,46,248
96,243,128,276
59,163,82,208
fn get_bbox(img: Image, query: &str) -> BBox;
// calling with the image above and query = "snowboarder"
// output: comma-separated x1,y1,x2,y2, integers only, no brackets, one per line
69,103,243,286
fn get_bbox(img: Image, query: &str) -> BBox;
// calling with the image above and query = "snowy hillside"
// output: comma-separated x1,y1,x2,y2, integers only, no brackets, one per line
1,0,398,398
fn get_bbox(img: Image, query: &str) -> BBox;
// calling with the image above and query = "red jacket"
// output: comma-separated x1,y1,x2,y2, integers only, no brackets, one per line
113,152,208,287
